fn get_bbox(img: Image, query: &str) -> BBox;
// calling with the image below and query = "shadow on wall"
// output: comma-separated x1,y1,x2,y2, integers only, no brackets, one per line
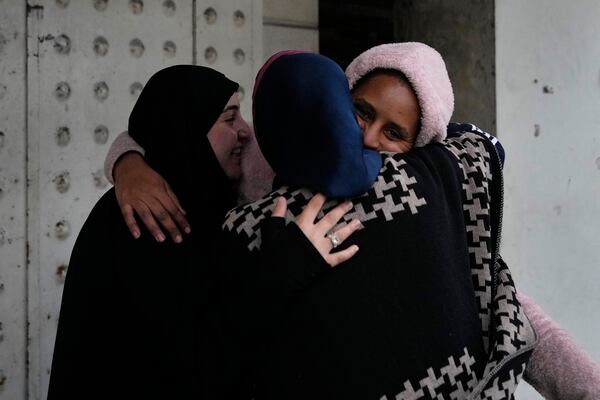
320,0,496,133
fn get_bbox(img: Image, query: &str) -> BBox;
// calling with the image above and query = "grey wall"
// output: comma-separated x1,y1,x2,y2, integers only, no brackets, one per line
394,0,496,133
262,0,318,60
497,1,600,398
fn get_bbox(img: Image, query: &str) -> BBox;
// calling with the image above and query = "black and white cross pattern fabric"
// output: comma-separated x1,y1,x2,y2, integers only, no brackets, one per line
222,128,536,399
223,156,428,252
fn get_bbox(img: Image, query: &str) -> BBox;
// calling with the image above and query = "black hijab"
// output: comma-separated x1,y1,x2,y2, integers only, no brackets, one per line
48,65,239,400
129,64,239,226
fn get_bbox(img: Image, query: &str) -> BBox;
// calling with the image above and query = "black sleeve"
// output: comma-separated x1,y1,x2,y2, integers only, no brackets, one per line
198,218,330,399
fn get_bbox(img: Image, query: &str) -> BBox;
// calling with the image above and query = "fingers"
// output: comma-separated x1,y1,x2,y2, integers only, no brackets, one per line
166,186,186,216
288,193,363,268
121,203,141,239
113,153,191,243
166,187,189,230
157,189,190,237
134,201,166,242
144,197,183,243
296,193,326,226
327,245,359,267
317,200,353,235
327,219,363,247
272,196,287,218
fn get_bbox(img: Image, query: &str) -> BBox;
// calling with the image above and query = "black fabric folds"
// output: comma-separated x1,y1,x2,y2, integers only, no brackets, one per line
48,65,238,400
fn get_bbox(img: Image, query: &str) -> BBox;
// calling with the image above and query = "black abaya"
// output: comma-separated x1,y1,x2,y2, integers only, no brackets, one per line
48,66,240,399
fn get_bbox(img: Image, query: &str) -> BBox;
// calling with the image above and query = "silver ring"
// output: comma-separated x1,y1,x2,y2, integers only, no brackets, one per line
327,232,341,248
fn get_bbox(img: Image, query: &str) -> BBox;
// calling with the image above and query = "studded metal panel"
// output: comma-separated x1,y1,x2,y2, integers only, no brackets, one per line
196,0,262,119
0,4,27,400
21,1,262,399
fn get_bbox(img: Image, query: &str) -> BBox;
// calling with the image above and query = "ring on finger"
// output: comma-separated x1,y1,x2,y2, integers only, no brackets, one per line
327,232,341,248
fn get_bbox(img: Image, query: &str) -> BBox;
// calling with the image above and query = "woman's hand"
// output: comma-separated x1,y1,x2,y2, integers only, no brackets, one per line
272,194,362,267
113,152,190,243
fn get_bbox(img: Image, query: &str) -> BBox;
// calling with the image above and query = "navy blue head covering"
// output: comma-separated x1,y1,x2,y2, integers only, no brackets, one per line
252,52,382,198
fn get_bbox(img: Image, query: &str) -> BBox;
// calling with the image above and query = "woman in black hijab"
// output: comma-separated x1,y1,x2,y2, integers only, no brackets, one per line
48,65,246,399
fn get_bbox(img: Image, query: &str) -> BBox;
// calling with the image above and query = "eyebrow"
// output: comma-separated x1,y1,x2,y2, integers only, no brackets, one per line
354,98,375,115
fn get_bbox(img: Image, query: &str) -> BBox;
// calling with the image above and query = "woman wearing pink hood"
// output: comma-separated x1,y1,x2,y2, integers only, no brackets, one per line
105,43,600,399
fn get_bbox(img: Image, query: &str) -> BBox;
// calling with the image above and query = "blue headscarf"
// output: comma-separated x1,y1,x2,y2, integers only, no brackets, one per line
252,52,382,198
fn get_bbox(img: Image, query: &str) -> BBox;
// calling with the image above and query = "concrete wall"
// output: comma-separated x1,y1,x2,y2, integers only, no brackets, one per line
496,1,600,398
0,5,27,399
394,0,496,133
262,0,318,61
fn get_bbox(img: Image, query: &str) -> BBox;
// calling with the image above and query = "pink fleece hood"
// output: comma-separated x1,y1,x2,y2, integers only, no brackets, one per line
345,42,454,147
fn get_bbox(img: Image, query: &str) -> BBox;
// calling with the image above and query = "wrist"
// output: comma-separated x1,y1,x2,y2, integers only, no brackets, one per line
113,151,144,183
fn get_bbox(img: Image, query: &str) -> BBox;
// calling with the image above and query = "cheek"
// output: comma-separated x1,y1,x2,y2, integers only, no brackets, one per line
380,137,413,153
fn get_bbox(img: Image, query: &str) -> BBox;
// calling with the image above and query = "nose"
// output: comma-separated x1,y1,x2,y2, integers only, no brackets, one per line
361,123,380,150
237,119,251,143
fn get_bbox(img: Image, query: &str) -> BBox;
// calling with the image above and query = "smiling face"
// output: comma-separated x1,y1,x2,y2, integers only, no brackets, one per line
351,70,421,153
207,93,251,180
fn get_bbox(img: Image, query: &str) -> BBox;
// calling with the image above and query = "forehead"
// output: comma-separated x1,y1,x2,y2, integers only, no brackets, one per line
224,92,240,109
352,73,420,116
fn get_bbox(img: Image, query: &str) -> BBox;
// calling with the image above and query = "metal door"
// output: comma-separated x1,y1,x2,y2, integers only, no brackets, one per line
1,1,262,398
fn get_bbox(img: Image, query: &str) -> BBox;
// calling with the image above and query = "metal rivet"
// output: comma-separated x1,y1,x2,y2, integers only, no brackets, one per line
93,0,108,12
56,0,70,9
129,0,143,14
56,265,68,283
233,10,245,27
233,48,245,65
0,131,5,150
94,81,109,101
0,84,7,100
55,220,70,239
238,86,245,101
54,81,71,101
93,36,109,56
129,38,144,58
130,82,143,98
54,34,71,55
53,171,70,193
162,0,175,16
93,169,107,189
94,124,109,144
204,7,217,24
204,46,217,64
55,126,70,147
163,40,176,58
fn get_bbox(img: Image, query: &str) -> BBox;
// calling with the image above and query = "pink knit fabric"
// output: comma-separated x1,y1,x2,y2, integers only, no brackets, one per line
103,130,145,185
519,292,600,399
345,42,454,147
